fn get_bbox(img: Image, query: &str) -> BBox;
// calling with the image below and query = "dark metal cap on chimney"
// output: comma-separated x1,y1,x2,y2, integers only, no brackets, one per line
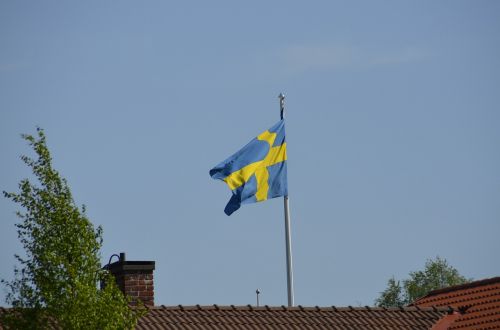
108,252,155,273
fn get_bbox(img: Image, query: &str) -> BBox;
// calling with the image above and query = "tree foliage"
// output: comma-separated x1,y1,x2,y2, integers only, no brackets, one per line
2,128,144,329
375,256,470,307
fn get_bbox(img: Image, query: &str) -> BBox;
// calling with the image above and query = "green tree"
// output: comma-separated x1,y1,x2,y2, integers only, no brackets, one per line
375,277,406,308
2,128,145,329
375,257,470,307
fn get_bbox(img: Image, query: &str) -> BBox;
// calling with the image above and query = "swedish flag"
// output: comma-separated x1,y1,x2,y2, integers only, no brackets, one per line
210,120,288,215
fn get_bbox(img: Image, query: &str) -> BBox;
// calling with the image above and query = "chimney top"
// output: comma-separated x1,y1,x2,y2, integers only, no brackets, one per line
108,258,155,272
107,252,156,306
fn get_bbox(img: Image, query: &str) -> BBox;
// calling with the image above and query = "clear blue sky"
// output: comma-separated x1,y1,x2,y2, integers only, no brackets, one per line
1,1,499,307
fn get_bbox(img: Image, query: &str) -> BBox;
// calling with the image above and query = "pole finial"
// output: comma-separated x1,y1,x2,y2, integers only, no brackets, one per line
279,93,285,119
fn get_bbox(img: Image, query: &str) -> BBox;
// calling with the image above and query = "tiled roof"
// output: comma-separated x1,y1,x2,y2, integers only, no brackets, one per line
413,277,500,330
137,305,453,330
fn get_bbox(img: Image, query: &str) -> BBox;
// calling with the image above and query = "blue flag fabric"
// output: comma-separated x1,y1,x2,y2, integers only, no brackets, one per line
210,120,288,215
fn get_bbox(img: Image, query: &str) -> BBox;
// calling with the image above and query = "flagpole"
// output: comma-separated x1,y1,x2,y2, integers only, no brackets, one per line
279,93,295,307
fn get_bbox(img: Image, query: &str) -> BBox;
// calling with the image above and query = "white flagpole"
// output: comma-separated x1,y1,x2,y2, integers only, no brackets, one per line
279,93,295,307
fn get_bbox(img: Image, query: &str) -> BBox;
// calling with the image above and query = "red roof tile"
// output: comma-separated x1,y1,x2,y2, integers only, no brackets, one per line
136,305,452,330
0,305,454,329
413,277,500,330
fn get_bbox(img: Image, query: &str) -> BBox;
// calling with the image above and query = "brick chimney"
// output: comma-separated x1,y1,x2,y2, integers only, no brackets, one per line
107,252,155,306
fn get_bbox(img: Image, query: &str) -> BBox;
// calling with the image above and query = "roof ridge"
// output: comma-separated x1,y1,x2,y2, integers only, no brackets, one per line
145,304,453,312
414,289,500,307
419,283,500,301
414,277,500,303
